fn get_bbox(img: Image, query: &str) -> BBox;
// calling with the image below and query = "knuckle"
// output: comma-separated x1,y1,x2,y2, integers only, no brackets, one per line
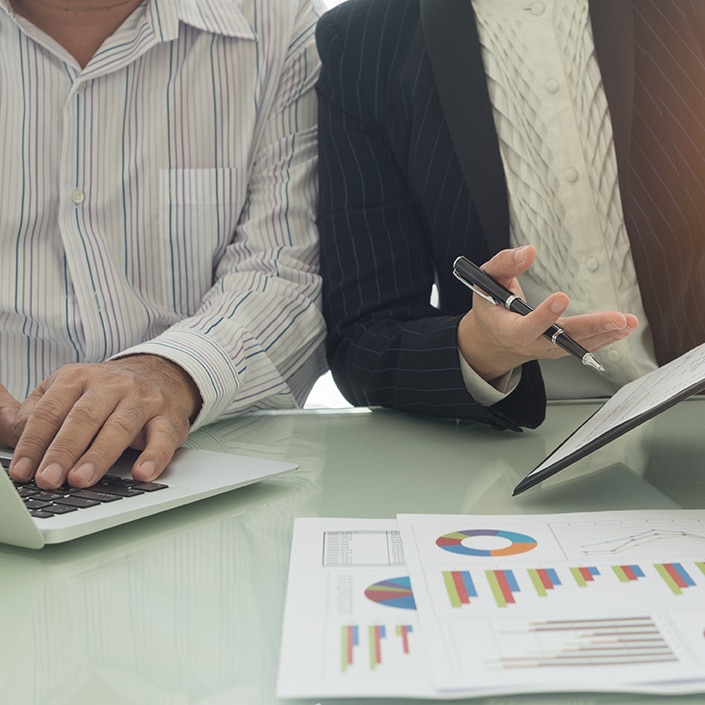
30,397,68,425
13,437,48,459
111,411,142,439
45,437,84,461
65,403,100,428
81,444,118,469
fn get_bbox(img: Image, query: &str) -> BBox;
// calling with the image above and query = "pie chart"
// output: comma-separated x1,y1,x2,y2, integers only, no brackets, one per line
364,576,416,609
436,529,538,556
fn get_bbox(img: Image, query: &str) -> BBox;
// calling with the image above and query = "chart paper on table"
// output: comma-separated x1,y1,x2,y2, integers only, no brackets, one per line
397,509,705,696
276,518,505,700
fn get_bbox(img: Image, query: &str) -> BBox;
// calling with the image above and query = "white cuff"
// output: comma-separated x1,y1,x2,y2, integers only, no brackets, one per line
458,350,522,406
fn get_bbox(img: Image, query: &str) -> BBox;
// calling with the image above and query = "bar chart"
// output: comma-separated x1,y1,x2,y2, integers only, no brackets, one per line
487,616,677,670
437,561,705,610
339,622,416,673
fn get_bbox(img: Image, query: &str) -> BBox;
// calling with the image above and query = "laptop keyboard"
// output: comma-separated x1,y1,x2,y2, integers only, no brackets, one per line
2,458,168,519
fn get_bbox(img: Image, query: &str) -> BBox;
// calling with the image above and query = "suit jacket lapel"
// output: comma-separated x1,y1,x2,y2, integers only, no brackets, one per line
420,0,509,254
589,0,634,198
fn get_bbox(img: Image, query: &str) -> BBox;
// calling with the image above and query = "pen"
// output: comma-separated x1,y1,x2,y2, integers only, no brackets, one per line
452,255,605,373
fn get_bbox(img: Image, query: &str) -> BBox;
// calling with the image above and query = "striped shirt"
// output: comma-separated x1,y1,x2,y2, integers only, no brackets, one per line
0,0,326,428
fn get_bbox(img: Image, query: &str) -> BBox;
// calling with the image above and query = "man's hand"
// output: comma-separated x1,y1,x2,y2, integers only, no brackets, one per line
6,355,202,489
457,245,639,382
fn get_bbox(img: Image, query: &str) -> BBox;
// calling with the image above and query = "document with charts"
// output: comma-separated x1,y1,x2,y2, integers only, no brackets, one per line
278,511,705,699
276,517,491,699
397,509,705,696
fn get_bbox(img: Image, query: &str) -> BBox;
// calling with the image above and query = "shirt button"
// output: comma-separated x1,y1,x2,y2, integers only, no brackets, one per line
545,79,560,94
530,2,545,15
607,349,621,363
565,167,579,183
75,81,87,93
71,189,85,205
586,257,600,272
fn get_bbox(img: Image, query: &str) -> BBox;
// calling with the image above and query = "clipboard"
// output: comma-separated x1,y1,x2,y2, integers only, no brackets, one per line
513,342,705,495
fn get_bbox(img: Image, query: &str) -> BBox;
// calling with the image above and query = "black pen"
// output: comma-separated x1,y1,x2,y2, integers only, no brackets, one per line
452,255,605,373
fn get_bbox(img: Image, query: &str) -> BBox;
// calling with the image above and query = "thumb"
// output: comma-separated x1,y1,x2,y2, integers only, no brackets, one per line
482,245,536,284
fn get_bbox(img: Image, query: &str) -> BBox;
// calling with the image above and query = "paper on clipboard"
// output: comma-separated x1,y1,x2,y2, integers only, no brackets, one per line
514,342,705,495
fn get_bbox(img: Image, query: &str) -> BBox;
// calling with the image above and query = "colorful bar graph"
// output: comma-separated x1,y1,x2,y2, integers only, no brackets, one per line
612,564,645,582
443,570,478,608
341,625,359,671
368,625,386,669
486,569,519,607
395,624,413,654
655,562,696,595
528,568,561,597
570,566,600,587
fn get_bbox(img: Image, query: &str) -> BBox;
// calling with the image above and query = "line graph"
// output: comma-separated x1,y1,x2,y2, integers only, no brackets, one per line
579,528,705,556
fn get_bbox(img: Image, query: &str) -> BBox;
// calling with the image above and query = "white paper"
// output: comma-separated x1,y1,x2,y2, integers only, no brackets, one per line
278,512,705,699
276,518,512,699
397,509,705,695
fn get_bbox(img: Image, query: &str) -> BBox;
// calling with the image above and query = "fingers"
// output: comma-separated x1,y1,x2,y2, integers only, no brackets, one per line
556,312,639,354
0,385,22,448
521,293,571,344
8,357,199,489
129,418,184,483
457,246,640,381
481,244,537,285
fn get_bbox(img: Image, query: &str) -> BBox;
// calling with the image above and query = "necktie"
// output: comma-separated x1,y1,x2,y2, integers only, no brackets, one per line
593,1,705,365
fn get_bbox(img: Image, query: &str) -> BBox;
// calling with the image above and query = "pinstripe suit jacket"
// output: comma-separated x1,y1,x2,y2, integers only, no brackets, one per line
316,0,705,429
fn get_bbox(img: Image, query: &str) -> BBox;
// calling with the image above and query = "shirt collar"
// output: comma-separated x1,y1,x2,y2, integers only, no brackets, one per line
149,0,257,42
0,0,256,42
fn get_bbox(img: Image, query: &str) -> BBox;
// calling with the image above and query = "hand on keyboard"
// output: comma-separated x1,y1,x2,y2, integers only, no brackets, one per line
3,355,202,490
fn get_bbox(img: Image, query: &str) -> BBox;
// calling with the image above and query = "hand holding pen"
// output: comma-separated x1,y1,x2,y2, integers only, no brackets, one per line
453,246,639,382
454,255,604,371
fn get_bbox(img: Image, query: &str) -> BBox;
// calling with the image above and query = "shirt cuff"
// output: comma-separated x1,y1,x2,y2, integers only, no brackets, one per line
458,350,522,406
109,330,240,431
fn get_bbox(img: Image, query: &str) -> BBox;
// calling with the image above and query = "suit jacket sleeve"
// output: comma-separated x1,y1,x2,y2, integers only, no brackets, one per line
315,1,545,430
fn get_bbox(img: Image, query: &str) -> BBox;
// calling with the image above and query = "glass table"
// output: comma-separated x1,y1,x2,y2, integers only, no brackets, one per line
1,398,703,705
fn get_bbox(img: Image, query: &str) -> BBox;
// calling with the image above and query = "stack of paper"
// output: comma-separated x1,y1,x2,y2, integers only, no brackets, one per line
277,510,705,699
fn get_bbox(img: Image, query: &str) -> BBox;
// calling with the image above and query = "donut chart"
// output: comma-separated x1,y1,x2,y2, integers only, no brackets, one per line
364,576,416,609
436,529,538,557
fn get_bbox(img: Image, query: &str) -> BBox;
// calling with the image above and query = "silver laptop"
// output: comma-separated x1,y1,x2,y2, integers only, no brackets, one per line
0,447,297,549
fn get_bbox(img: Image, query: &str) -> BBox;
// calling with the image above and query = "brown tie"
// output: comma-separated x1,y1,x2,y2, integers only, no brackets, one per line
592,1,705,365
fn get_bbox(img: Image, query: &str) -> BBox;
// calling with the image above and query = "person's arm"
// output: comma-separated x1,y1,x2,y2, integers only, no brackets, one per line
117,0,326,428
316,5,636,430
316,5,545,430
7,0,326,489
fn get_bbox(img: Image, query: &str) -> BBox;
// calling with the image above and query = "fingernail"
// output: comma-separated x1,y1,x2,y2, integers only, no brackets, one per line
550,298,568,314
72,462,95,486
138,460,156,481
514,246,529,264
38,463,64,487
12,457,34,482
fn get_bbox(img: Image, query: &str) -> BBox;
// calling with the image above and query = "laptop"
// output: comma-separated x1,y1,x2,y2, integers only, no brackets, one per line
0,446,297,549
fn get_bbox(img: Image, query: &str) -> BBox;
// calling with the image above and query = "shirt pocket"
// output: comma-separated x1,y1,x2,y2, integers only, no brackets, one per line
159,168,247,315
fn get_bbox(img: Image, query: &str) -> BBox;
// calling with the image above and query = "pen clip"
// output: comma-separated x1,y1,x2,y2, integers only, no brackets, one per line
452,270,498,306
468,284,498,305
